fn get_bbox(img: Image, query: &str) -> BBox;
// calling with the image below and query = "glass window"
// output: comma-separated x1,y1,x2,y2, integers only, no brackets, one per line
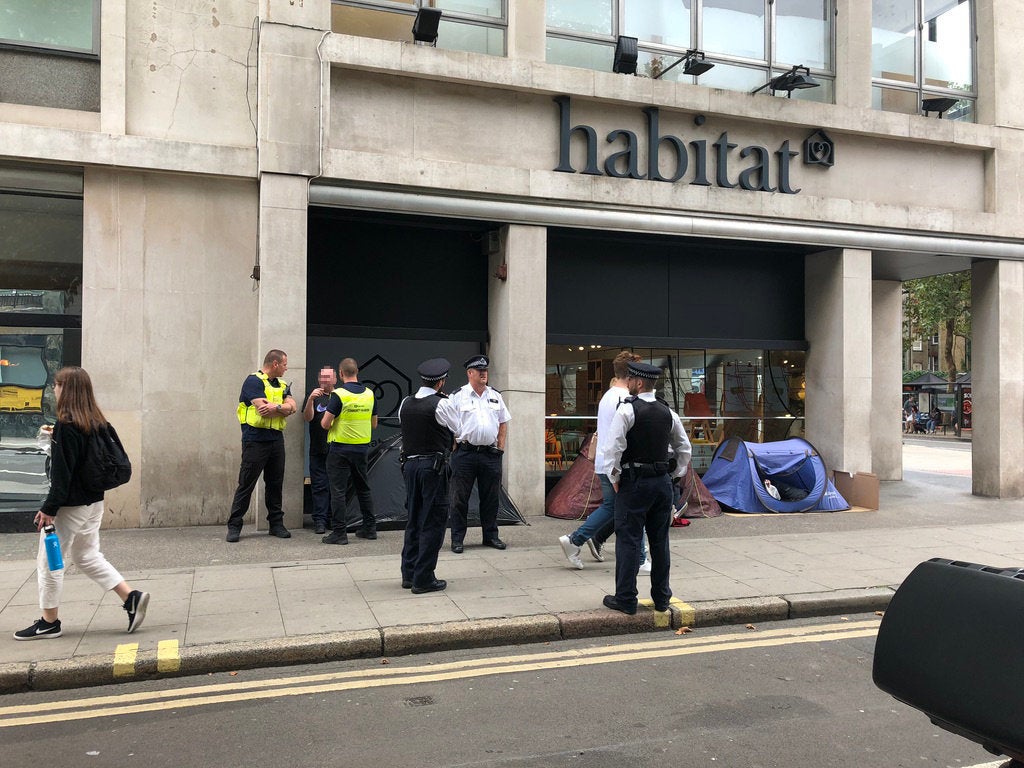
432,0,503,19
922,0,972,91
698,61,768,93
546,36,614,72
872,0,916,81
623,0,691,49
703,0,765,61
332,1,506,55
437,18,504,55
775,0,830,69
0,0,97,54
546,0,613,36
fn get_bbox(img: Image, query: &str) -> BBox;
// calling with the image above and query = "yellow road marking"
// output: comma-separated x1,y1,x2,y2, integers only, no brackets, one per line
112,643,138,678
157,640,180,673
0,619,879,729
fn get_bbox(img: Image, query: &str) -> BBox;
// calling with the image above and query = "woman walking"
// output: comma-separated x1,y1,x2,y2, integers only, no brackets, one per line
14,366,149,641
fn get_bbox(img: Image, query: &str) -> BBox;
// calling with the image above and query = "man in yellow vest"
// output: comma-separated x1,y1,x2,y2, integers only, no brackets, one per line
226,349,297,542
320,358,378,545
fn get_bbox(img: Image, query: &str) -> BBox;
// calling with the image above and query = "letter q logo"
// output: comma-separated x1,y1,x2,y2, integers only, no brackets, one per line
803,129,834,168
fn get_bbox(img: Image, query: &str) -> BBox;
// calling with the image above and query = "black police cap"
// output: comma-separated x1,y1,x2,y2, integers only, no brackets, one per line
464,355,489,370
417,357,450,382
627,361,662,380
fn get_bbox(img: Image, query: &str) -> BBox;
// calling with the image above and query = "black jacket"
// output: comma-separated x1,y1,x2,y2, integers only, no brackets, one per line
41,421,105,516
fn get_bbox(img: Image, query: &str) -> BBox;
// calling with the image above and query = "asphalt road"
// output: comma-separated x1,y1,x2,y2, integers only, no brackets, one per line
0,615,1012,768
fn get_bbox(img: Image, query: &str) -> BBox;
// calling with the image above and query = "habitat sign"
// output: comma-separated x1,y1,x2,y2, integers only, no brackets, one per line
553,96,834,195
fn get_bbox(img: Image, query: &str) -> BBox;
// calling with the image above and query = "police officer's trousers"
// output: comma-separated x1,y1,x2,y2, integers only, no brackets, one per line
613,472,673,611
401,456,449,588
448,448,501,544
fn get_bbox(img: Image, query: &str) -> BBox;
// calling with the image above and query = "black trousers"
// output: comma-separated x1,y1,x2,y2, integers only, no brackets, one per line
327,450,375,533
401,456,449,587
613,472,673,611
227,439,285,529
448,448,501,544
308,452,331,527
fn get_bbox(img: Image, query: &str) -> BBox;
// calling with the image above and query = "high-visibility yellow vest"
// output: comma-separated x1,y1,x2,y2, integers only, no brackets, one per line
327,386,374,445
236,371,288,431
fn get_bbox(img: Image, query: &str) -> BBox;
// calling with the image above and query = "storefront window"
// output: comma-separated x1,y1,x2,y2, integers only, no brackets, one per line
0,166,83,514
332,0,506,56
545,0,833,101
0,0,98,55
545,345,806,475
871,0,975,121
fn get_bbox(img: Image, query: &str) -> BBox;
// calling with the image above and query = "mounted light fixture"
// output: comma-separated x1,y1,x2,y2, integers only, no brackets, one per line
412,7,442,46
612,35,638,75
653,49,715,80
921,96,958,118
751,65,820,98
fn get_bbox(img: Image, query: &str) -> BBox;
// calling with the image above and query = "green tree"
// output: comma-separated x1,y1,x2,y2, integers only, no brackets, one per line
903,271,971,387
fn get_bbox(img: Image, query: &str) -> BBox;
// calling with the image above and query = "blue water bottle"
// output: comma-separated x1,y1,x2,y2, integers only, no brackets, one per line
43,524,63,571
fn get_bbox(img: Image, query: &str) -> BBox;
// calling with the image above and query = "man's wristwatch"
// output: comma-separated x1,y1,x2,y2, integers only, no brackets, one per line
276,404,283,413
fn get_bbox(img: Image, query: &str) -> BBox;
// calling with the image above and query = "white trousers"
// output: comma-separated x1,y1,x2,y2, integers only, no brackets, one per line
37,501,123,611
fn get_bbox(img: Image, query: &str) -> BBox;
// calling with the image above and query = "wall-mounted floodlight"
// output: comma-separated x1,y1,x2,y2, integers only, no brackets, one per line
412,7,442,46
653,49,715,80
612,35,638,75
751,65,821,98
921,96,958,118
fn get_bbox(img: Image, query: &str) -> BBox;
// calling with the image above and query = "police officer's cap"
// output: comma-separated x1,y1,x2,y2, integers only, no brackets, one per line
417,357,450,382
627,361,662,380
464,355,489,370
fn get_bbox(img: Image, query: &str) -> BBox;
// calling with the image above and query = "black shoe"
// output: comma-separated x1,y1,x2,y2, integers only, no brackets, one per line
322,531,349,545
483,538,506,550
411,579,447,594
225,528,241,543
654,603,670,612
13,617,62,641
603,595,637,615
124,590,150,633
269,525,291,539
401,580,412,589
451,541,464,554
314,523,326,535
355,528,377,540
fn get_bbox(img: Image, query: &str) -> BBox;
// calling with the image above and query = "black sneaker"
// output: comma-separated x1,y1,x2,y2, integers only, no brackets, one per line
225,528,241,543
13,617,62,641
124,590,150,633
355,528,377,540
322,531,349,545
314,523,326,535
268,525,291,539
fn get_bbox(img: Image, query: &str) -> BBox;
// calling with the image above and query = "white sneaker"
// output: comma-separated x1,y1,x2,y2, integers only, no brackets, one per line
586,538,605,562
638,558,652,575
558,535,584,570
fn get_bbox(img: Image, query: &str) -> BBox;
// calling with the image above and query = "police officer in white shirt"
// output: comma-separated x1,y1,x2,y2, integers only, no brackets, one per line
441,355,511,553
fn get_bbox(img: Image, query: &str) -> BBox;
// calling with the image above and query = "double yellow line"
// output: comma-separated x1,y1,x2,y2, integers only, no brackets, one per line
0,619,879,729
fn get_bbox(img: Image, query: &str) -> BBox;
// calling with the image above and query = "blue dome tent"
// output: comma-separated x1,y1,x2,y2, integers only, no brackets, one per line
701,437,850,513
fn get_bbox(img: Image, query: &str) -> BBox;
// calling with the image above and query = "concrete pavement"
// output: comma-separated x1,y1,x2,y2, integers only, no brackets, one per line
1,439,1020,693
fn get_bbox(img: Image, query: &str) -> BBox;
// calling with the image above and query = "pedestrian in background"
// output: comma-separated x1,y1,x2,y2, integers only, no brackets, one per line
602,361,691,616
227,349,297,542
443,355,511,553
303,365,337,535
14,366,149,641
320,358,378,545
398,358,460,593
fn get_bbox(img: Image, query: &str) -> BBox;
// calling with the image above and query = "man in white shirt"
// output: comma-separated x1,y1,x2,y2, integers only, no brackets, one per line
441,355,511,553
602,361,691,615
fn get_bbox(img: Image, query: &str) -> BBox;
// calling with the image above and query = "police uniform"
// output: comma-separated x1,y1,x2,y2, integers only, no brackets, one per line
322,377,378,544
398,358,460,594
227,369,292,539
441,355,511,552
604,361,692,615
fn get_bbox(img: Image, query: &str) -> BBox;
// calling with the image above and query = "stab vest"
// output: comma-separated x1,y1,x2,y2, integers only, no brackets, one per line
400,394,452,455
236,371,288,431
327,386,375,445
620,396,672,465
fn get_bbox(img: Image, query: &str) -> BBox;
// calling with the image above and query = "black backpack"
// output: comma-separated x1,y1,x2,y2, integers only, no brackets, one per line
81,423,132,493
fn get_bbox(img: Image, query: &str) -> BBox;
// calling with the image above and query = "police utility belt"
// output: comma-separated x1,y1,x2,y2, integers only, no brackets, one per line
401,451,449,473
621,459,676,479
456,442,503,455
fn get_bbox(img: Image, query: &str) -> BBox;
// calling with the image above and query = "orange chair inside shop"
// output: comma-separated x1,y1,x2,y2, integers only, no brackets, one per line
684,393,718,444
545,430,564,469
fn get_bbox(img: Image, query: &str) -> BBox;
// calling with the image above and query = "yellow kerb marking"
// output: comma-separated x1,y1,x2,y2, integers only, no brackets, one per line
157,640,181,673
113,643,138,678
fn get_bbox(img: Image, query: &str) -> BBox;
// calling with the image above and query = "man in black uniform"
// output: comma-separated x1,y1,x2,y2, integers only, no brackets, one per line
603,361,691,615
398,358,461,594
302,365,336,535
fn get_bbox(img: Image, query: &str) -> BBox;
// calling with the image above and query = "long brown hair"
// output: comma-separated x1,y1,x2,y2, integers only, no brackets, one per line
54,366,108,433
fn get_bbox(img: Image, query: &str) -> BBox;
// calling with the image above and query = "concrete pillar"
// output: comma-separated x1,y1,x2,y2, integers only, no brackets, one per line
99,0,127,135
507,0,546,61
256,173,310,529
804,248,873,476
971,259,1024,498
488,224,547,517
871,279,903,480
833,0,872,110
975,0,1024,128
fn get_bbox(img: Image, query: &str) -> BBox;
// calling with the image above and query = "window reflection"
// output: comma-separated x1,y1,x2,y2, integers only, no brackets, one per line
775,0,830,69
546,0,613,35
623,0,691,49
703,0,765,61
